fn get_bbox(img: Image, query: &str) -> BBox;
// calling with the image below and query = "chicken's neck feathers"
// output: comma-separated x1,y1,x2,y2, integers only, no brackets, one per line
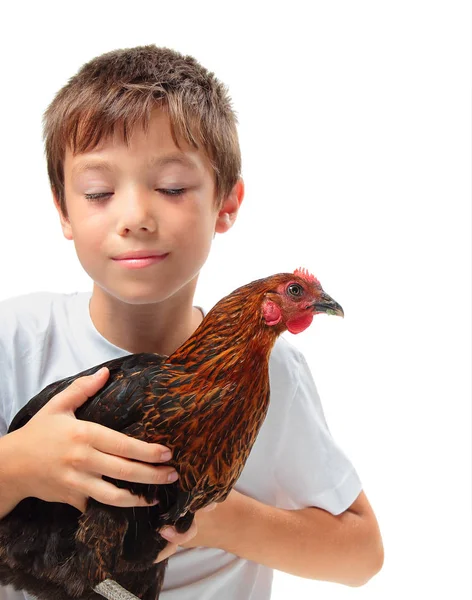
169,285,280,370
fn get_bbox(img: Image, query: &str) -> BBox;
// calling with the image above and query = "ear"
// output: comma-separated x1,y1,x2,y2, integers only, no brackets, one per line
52,189,73,240
215,178,244,234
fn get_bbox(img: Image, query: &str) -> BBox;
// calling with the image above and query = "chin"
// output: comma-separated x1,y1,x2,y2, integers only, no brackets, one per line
98,277,198,307
112,289,176,306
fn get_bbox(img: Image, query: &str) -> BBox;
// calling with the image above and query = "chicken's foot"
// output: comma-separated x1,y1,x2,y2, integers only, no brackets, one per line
95,578,140,600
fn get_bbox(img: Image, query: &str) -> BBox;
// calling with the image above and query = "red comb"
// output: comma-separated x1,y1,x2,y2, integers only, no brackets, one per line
293,267,320,286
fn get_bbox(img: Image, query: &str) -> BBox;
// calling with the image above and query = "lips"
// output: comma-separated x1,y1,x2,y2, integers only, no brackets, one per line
112,250,168,260
111,250,169,269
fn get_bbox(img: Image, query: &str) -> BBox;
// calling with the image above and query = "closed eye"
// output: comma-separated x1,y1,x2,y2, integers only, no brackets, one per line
157,188,186,197
84,189,186,202
84,192,112,202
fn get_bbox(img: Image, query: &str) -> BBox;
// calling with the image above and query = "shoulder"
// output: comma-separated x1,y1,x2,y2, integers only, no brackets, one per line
0,291,61,323
0,291,83,324
0,293,66,431
268,335,329,428
0,291,87,356
262,336,320,436
270,334,305,367
269,335,311,395
0,292,54,345
0,291,91,430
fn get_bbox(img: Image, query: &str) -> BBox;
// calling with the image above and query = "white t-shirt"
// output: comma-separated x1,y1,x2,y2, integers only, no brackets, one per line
0,292,362,600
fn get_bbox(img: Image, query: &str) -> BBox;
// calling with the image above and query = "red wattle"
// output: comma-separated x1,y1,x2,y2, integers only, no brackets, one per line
286,313,314,334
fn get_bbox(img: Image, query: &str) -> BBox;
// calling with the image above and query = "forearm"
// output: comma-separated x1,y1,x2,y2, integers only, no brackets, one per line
214,491,382,587
0,432,25,519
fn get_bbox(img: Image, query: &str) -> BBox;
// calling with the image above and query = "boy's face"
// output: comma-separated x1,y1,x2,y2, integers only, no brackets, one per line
58,108,240,306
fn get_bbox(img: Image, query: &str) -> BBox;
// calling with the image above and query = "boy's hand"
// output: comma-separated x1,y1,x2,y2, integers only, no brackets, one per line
153,492,241,562
179,490,242,551
9,367,179,513
155,503,218,562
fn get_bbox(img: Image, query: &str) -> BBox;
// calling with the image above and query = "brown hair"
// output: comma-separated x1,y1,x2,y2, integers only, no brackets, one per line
43,45,241,215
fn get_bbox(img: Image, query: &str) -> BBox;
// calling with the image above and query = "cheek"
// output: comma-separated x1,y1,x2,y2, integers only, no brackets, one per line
171,204,217,248
70,215,107,256
180,222,214,264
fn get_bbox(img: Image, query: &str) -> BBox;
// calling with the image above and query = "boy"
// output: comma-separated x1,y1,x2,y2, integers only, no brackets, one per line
0,46,383,599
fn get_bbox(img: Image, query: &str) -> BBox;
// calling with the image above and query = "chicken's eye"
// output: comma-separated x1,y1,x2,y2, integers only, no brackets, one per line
287,283,304,298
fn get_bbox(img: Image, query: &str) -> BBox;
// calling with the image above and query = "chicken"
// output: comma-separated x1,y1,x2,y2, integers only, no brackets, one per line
0,269,343,600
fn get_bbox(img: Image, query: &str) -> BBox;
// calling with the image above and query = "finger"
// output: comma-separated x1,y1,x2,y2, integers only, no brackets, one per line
154,541,179,563
80,475,159,508
85,423,174,463
87,450,179,485
160,519,197,545
48,368,110,414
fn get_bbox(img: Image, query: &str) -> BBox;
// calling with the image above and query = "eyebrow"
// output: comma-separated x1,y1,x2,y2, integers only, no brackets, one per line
147,154,199,171
71,153,199,177
71,161,113,177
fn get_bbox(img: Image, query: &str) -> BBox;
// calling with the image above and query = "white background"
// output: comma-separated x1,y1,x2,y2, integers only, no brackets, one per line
0,1,470,598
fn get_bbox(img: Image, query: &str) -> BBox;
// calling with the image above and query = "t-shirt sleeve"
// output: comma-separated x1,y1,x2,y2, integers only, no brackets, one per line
273,351,362,515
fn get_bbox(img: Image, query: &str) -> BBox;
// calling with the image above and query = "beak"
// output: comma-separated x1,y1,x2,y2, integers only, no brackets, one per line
311,291,344,317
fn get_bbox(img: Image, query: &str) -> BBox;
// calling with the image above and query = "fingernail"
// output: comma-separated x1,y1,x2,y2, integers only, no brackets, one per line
167,471,179,483
161,451,172,461
94,367,106,377
160,527,175,540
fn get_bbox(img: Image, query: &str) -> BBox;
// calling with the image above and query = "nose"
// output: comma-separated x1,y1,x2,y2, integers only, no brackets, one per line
115,187,157,236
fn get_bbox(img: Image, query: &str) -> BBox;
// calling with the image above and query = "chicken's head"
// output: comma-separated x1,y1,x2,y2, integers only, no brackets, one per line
262,268,344,334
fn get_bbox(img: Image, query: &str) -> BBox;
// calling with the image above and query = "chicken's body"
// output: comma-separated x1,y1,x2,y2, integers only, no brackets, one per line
0,271,343,600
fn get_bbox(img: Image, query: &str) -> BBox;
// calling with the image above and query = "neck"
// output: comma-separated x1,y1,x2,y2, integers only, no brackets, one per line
170,281,281,370
89,284,203,355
